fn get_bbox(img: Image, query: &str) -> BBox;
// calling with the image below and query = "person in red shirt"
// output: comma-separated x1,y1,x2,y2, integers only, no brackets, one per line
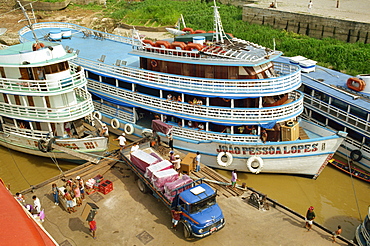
89,219,97,239
171,206,183,230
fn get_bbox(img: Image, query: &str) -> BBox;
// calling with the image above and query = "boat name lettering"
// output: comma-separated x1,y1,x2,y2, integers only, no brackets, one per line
216,144,318,155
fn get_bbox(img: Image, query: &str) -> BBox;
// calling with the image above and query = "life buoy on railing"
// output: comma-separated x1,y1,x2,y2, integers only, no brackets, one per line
111,118,120,129
37,139,48,153
350,149,363,162
247,156,264,174
347,77,366,92
151,60,158,67
222,98,231,103
124,123,134,135
217,152,233,167
92,111,102,120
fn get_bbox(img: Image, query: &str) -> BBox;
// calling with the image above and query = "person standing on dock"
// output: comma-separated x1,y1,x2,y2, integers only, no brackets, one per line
195,151,201,172
76,176,85,200
332,225,342,243
100,123,109,137
170,206,182,230
32,195,41,214
64,189,76,213
168,132,173,150
231,169,240,190
172,155,182,173
308,0,313,12
51,183,59,205
305,206,316,231
114,132,126,151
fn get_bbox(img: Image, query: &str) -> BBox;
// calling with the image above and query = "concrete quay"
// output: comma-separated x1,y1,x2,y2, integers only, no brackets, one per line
20,158,353,246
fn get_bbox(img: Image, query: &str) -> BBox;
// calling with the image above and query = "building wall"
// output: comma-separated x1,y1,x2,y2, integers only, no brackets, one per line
242,5,370,43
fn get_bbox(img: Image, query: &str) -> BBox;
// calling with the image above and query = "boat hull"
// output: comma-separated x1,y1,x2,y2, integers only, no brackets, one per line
0,132,107,162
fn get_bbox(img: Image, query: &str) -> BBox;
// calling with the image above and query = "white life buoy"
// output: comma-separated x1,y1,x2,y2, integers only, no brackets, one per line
111,118,120,129
247,156,264,174
142,128,153,138
124,123,134,135
217,152,233,167
93,111,102,120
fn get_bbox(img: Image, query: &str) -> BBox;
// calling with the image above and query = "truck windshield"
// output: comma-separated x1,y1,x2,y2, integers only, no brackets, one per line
189,193,217,214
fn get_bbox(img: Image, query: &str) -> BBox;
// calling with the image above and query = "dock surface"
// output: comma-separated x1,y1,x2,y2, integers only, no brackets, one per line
19,152,350,246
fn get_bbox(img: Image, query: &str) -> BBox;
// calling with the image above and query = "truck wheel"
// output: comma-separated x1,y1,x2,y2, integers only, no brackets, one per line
181,221,191,239
137,179,148,194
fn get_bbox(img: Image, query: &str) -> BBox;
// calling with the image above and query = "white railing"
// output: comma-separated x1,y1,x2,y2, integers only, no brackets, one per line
89,80,303,123
3,125,50,139
303,95,370,137
171,124,260,143
92,101,134,123
0,88,94,122
0,65,86,95
77,58,300,96
19,22,133,45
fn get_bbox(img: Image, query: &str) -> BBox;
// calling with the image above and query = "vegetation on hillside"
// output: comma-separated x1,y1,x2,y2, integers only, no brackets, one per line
102,0,369,75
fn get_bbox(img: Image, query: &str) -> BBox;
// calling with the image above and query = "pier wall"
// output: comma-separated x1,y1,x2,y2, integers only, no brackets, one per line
242,5,370,43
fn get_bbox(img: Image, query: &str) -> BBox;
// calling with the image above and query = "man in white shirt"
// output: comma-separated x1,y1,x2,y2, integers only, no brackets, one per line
100,123,109,137
172,155,181,172
131,142,139,153
32,195,41,214
114,133,126,150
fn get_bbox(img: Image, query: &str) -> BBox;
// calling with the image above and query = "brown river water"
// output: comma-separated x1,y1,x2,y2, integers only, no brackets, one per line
0,140,369,240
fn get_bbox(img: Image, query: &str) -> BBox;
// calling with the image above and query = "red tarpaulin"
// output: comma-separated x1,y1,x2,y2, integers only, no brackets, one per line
151,120,173,135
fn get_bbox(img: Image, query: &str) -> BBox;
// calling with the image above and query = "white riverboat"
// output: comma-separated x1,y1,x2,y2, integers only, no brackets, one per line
18,2,347,177
0,26,108,161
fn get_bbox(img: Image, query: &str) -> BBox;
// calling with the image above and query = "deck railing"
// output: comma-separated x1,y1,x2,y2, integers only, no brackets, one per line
92,101,134,123
0,64,86,95
89,79,303,124
303,95,370,137
2,125,50,139
76,58,300,96
0,88,94,122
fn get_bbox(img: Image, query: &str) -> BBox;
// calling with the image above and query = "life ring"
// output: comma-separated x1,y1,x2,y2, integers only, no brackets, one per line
151,60,158,67
37,139,48,153
124,123,134,135
247,156,264,174
47,137,55,152
142,128,153,138
93,111,102,120
217,152,233,167
350,149,363,162
111,118,120,129
347,77,366,92
222,98,231,102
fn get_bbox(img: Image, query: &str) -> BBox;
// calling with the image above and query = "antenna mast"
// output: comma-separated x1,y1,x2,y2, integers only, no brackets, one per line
17,0,39,43
212,0,230,44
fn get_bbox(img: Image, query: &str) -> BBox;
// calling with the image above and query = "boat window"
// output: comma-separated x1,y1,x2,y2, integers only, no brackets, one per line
102,76,116,86
331,98,348,111
86,71,100,81
328,119,344,132
345,128,364,143
349,106,368,121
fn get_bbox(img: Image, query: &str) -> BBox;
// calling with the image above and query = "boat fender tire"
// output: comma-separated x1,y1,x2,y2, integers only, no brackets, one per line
124,123,134,135
247,156,264,174
38,139,48,153
111,118,120,130
47,137,55,152
350,149,363,162
216,152,233,167
93,111,102,120
142,128,153,138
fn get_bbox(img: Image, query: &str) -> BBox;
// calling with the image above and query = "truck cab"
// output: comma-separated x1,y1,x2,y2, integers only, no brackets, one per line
174,183,225,238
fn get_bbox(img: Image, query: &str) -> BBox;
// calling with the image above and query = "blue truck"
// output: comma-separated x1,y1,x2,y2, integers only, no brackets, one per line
120,149,225,238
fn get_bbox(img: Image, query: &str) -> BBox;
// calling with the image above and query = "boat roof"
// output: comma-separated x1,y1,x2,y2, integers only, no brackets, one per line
19,22,281,67
0,179,57,245
277,56,370,111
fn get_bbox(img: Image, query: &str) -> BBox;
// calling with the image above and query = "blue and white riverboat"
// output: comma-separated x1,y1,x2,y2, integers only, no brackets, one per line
293,55,370,172
355,206,370,246
19,3,347,177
